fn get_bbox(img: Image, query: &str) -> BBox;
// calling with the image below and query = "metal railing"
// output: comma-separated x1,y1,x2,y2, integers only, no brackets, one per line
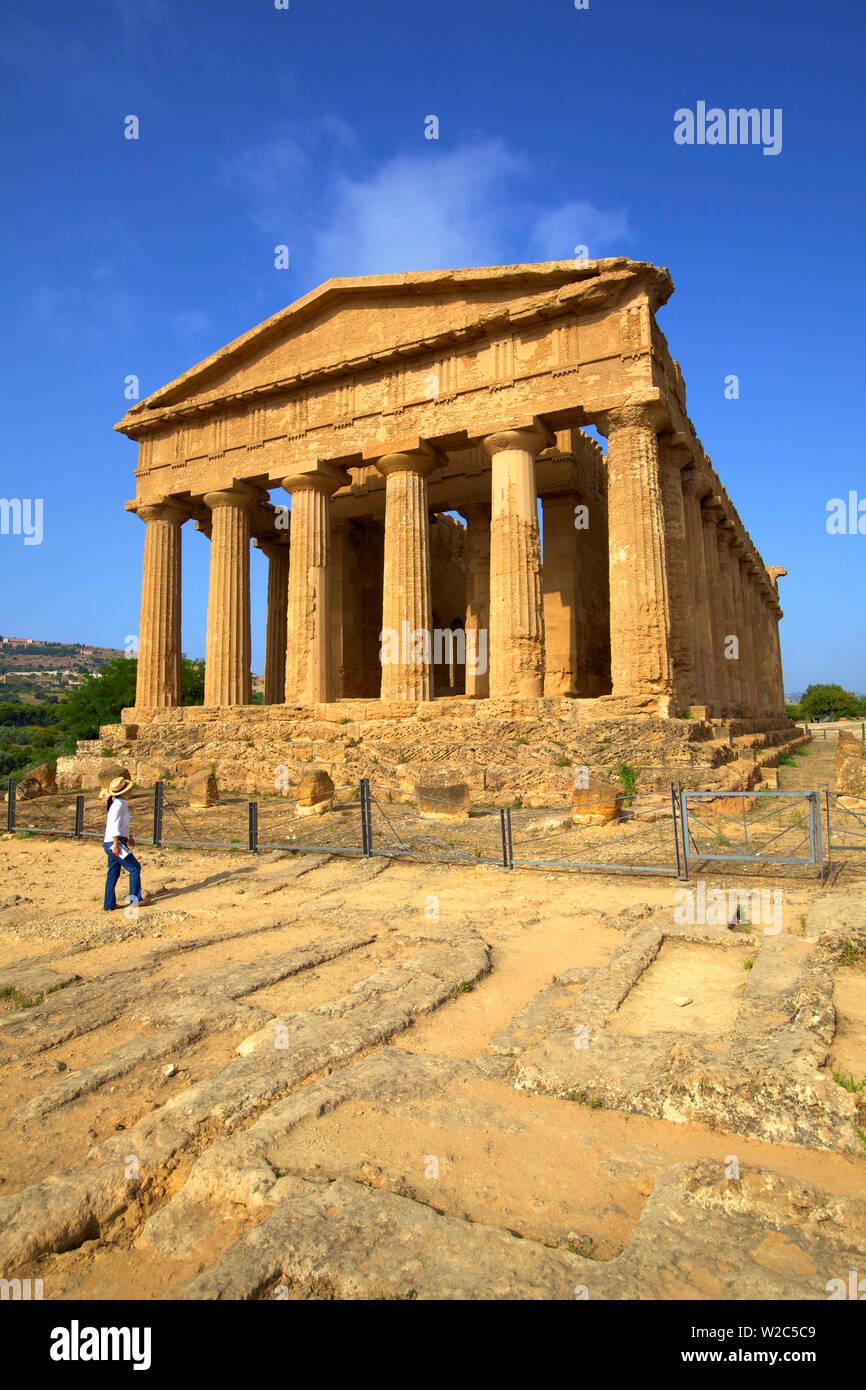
5,775,864,881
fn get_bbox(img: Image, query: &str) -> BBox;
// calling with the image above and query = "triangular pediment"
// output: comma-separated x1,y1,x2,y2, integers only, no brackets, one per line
116,259,670,435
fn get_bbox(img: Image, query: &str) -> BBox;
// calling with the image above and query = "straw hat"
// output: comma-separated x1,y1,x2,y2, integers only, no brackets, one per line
99,775,134,799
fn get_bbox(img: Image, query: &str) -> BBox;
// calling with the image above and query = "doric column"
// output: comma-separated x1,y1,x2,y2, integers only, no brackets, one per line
255,536,290,705
717,522,744,714
541,494,582,696
598,404,674,703
374,445,441,701
681,468,715,712
460,502,491,698
132,500,185,707
700,499,729,714
202,487,257,706
757,592,776,715
479,420,552,699
765,567,787,715
282,466,344,705
756,575,776,715
658,439,697,710
735,552,759,715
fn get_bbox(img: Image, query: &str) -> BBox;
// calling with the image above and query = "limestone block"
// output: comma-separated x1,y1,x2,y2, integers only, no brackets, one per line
296,769,335,810
412,766,470,821
18,763,58,797
836,732,866,798
55,757,82,791
131,767,168,789
571,780,624,827
187,771,220,808
97,762,132,793
178,758,212,779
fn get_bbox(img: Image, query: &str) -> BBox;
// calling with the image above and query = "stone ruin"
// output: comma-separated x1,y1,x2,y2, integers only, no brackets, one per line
58,258,799,799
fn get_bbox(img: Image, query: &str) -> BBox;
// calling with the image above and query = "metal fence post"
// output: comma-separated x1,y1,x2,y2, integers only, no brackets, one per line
248,801,258,854
820,783,832,880
359,778,373,856
152,781,164,849
74,794,84,840
505,807,514,868
6,778,16,833
677,783,689,880
812,789,824,885
862,721,865,743
499,809,509,868
669,781,684,879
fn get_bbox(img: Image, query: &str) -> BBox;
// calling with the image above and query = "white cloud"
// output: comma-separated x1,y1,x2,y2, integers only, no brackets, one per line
528,199,633,261
169,309,214,338
222,124,634,284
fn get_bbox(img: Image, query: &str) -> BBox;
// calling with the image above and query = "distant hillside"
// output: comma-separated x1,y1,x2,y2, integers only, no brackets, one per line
0,639,127,703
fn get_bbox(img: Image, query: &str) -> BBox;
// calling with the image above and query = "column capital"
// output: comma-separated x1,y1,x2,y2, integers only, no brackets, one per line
681,465,713,500
282,461,348,495
658,432,695,469
473,416,554,458
700,496,727,526
127,498,187,526
766,565,787,590
253,533,290,558
594,399,669,436
203,484,265,511
457,501,492,524
373,441,446,479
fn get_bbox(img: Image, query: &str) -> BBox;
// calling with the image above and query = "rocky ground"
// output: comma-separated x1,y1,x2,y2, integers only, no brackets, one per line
1,831,865,1300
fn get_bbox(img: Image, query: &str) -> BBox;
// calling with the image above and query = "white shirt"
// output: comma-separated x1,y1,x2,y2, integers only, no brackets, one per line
105,797,130,841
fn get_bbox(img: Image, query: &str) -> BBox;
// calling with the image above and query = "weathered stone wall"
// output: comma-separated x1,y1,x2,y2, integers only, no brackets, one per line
57,702,803,807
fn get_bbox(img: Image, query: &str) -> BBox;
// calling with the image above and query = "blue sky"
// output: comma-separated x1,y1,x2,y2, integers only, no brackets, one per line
0,0,863,693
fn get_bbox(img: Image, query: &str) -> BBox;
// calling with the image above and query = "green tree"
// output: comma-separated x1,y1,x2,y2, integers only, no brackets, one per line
799,684,866,721
181,657,206,705
56,656,206,744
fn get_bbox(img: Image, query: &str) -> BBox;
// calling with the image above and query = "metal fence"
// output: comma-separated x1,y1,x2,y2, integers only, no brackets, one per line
822,787,866,878
5,775,864,881
679,789,820,872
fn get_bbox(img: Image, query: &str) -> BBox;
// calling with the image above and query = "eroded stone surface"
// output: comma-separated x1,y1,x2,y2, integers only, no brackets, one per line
1,847,864,1300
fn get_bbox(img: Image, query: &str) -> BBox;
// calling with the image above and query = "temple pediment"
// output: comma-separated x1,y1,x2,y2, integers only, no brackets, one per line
116,259,671,436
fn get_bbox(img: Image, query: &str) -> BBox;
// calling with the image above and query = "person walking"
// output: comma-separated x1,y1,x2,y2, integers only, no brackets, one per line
99,775,150,912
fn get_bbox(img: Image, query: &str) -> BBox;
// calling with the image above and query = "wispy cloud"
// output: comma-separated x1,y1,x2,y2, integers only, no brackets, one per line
168,309,214,338
529,200,632,261
221,123,634,284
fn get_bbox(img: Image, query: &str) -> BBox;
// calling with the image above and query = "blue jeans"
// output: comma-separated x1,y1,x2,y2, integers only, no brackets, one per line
103,842,143,910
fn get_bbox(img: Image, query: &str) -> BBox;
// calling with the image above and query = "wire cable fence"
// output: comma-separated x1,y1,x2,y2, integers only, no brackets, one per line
6,775,864,881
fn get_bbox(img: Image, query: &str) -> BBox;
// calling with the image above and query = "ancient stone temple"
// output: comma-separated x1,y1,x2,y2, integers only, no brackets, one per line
80,259,795,799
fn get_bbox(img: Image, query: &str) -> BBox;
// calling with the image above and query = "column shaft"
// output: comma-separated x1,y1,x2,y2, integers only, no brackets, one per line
284,480,334,704
541,495,582,696
716,529,743,713
378,460,435,701
261,542,290,705
700,505,728,713
659,447,697,709
603,407,674,701
135,502,184,707
203,491,253,706
681,470,715,711
462,503,490,698
483,426,548,699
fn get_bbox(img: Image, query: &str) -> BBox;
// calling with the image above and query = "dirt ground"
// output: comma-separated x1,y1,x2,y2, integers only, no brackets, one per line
1,830,864,1301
